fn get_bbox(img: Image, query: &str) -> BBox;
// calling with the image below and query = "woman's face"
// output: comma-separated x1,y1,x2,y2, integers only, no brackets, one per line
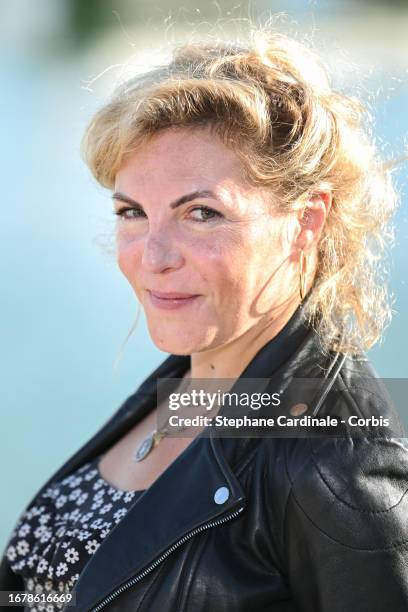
114,127,298,355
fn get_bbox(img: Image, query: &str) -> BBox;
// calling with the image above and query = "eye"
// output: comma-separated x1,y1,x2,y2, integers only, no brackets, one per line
188,206,223,223
113,206,146,220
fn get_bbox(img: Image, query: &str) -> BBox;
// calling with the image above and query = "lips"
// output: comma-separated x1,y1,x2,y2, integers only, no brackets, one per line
146,290,201,310
148,290,199,299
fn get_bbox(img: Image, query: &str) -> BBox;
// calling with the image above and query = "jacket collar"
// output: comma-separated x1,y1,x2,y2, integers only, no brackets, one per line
48,297,326,611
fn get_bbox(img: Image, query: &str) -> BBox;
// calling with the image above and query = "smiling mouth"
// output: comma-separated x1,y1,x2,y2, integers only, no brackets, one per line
146,290,202,310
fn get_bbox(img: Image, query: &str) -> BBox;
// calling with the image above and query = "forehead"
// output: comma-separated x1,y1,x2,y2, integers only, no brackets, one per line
117,128,244,188
115,128,274,217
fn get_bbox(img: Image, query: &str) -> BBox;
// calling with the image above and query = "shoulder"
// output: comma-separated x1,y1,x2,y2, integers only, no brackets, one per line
263,353,408,550
328,354,405,431
257,351,408,610
283,435,408,550
262,434,408,611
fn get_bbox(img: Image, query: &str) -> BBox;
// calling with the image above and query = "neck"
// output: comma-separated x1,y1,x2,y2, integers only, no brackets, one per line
188,295,301,381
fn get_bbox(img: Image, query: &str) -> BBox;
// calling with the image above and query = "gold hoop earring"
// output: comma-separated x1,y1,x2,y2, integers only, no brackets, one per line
299,250,307,301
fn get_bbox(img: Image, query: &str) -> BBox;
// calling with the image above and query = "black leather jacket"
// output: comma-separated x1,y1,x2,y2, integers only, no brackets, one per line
2,304,408,612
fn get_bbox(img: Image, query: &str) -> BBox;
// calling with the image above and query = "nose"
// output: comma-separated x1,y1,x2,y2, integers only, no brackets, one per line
141,231,184,273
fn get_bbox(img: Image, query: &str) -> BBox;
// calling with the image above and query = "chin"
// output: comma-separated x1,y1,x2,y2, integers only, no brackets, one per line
147,322,216,355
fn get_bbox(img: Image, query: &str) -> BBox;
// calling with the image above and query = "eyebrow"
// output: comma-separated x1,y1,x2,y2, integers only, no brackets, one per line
112,189,218,210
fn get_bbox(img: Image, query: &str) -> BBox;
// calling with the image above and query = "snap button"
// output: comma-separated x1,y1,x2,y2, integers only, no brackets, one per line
290,403,308,416
214,486,230,504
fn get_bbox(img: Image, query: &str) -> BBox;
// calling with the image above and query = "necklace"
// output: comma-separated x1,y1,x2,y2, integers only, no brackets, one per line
134,429,168,462
134,421,200,462
133,372,213,462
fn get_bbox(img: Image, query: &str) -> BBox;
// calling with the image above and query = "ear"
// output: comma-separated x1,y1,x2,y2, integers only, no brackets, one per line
294,191,332,251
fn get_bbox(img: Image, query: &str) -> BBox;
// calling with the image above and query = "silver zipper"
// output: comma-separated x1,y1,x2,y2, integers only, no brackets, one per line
89,505,245,612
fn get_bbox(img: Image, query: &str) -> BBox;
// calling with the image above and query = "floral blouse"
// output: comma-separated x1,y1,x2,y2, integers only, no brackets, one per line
5,456,145,611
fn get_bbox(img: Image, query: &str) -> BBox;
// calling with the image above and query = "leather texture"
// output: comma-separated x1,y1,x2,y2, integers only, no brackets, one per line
1,302,408,612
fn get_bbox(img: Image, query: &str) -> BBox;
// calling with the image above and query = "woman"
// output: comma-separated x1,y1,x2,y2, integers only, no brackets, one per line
1,29,408,612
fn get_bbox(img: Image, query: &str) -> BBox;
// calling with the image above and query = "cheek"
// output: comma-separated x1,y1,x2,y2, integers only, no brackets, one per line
116,238,143,290
198,231,256,309
214,222,288,306
198,231,241,277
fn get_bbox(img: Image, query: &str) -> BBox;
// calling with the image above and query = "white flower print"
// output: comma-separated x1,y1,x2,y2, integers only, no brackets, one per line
49,486,60,498
69,573,80,587
34,525,48,539
91,498,103,511
55,562,68,577
16,539,30,556
61,474,75,485
93,479,104,491
39,529,52,544
31,505,46,516
80,512,94,524
68,476,83,488
12,559,25,571
68,488,81,501
69,508,81,522
4,459,146,608
65,547,79,564
113,508,127,523
90,517,104,529
85,539,99,554
18,523,31,537
39,513,51,525
84,468,98,481
37,558,48,573
27,553,38,568
24,508,34,521
55,495,68,509
76,492,88,506
78,529,91,542
124,491,135,503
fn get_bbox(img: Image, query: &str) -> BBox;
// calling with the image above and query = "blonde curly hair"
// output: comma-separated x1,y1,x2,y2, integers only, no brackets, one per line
81,29,398,355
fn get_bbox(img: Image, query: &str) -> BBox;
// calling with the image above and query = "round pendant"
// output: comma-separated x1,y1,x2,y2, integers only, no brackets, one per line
134,432,155,462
